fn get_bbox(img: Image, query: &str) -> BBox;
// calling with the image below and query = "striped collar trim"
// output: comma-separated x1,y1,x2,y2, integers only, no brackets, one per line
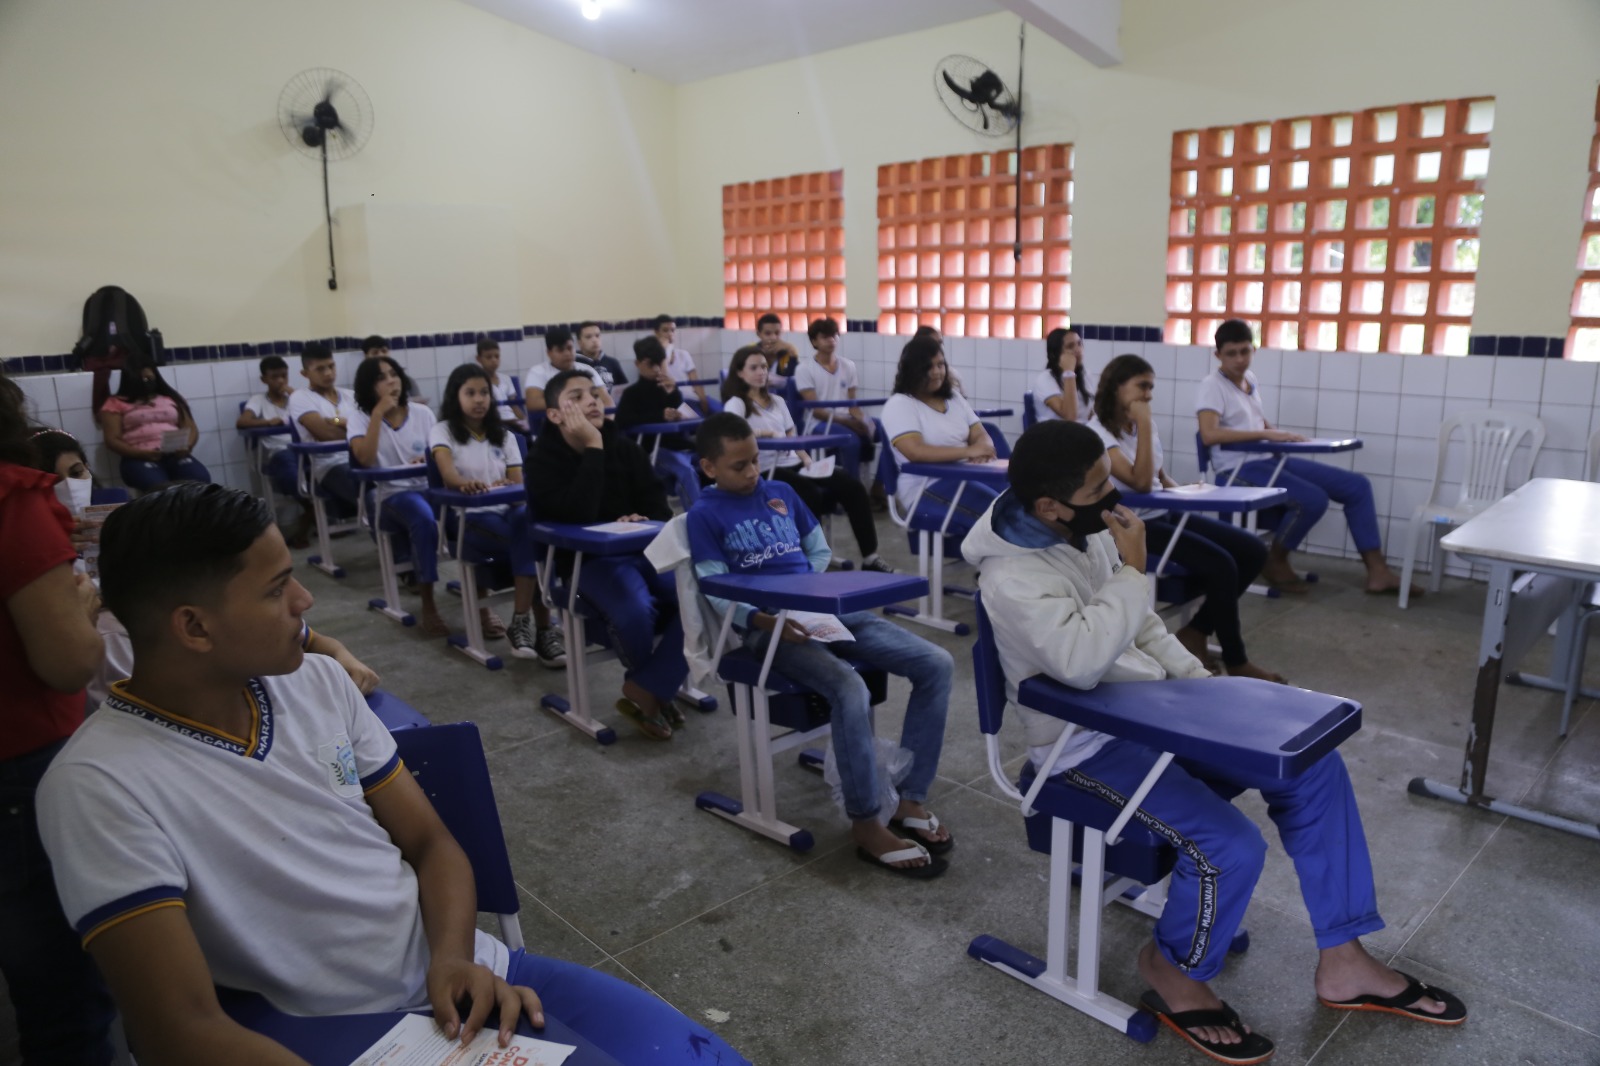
106,678,275,761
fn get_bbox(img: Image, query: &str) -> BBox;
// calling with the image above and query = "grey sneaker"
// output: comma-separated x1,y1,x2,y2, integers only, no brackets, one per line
508,612,538,659
534,626,566,669
861,557,897,574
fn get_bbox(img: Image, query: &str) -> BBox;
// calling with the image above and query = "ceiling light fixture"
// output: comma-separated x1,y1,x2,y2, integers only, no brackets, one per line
580,0,601,19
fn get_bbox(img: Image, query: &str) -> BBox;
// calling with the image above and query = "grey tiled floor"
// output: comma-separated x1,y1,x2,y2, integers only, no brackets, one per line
5,518,1599,1066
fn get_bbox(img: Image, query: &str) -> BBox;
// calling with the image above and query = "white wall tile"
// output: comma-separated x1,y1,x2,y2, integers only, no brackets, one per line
1490,357,1543,403
1175,345,1212,381
211,360,255,396
1533,449,1584,480
1355,392,1400,435
1358,352,1403,393
944,336,977,371
1389,476,1433,519
1318,353,1360,391
1171,380,1199,420
1394,436,1439,483
1537,404,1593,451
1444,355,1493,398
1400,354,1449,396
54,373,94,411
1540,358,1597,406
1001,369,1027,404
999,339,1030,371
1396,394,1444,438
973,337,1001,371
1277,386,1317,429
1145,343,1177,380
1249,347,1281,385
1151,378,1175,416
1280,351,1320,388
975,365,1000,399
173,363,215,398
1352,433,1397,477
1315,390,1357,434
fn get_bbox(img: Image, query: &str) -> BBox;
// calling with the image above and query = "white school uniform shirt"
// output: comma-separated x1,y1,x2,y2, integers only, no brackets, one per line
1032,368,1087,423
36,653,509,1017
345,405,436,501
793,355,859,431
285,387,360,483
488,375,520,425
881,391,981,513
1193,368,1267,473
725,394,799,474
428,422,522,513
522,361,603,402
243,392,292,455
663,346,698,387
1088,415,1168,520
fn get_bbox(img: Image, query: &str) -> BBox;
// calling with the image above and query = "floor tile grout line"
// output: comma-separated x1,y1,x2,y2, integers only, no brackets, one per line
513,879,623,968
1386,815,1504,964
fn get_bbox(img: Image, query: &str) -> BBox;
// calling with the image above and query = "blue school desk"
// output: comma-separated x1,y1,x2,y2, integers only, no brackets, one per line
622,418,704,462
430,485,527,669
1119,485,1288,592
756,432,855,453
1213,436,1363,488
890,459,1012,633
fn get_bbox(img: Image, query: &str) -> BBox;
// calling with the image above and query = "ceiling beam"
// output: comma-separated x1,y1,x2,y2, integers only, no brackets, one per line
995,0,1122,67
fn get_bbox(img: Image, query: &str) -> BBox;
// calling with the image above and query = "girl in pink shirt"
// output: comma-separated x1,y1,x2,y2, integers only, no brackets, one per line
99,355,210,491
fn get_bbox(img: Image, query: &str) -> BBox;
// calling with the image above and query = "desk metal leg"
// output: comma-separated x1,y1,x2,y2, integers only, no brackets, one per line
882,530,971,635
1408,562,1600,840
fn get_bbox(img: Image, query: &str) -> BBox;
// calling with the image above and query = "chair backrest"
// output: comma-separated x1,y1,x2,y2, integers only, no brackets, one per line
391,722,521,923
874,421,900,497
1425,409,1545,513
1195,431,1213,479
1021,391,1037,431
365,689,431,731
780,375,804,428
982,421,1012,459
972,594,1008,737
1587,426,1600,483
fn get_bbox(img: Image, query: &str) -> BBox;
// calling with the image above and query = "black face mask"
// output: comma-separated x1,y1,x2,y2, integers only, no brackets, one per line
1056,488,1122,539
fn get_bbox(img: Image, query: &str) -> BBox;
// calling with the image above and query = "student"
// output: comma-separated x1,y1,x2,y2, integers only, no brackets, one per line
0,370,115,1066
99,351,211,491
750,312,800,385
526,370,687,740
1197,319,1414,595
652,314,706,407
575,321,629,392
523,327,602,413
474,336,527,433
364,334,424,401
27,428,98,511
1090,354,1282,682
349,357,447,637
880,334,998,543
723,348,891,573
35,482,746,1066
688,413,954,876
965,421,1465,1061
794,316,876,467
1034,325,1091,422
285,342,363,509
910,325,966,397
430,364,565,666
236,354,310,542
615,336,702,506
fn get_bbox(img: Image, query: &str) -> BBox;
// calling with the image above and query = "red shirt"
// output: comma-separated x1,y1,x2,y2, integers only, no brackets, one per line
0,462,85,761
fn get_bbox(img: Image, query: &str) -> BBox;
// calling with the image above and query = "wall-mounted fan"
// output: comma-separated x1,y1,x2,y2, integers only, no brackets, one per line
934,26,1029,264
277,69,375,291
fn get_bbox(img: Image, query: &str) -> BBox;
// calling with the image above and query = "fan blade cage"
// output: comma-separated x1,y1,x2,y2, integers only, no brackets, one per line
934,55,1019,138
278,67,374,159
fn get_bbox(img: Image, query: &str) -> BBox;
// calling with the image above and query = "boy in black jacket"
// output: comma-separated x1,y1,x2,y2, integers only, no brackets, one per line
614,336,702,506
526,370,685,739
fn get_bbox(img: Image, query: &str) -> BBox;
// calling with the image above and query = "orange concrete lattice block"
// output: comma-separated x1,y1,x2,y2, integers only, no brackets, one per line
1166,99,1494,355
723,170,845,332
877,145,1072,339
1568,89,1600,363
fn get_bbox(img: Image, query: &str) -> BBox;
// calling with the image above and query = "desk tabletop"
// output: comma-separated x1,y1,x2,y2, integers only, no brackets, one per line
800,397,889,409
288,439,349,454
530,519,663,554
900,459,1010,484
430,484,524,508
240,424,292,438
1016,675,1362,779
1122,484,1288,514
1219,437,1362,455
1440,478,1600,575
699,570,927,613
622,418,703,437
762,433,854,451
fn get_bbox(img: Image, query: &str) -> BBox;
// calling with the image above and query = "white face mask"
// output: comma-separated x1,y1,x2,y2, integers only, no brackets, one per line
54,475,93,516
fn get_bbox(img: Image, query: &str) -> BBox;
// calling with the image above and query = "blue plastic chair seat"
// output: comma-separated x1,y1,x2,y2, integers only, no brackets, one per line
717,647,887,732
1016,765,1176,885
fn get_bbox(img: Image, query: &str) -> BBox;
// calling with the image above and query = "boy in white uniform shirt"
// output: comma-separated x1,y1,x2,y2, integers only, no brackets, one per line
235,354,311,542
284,342,362,510
794,316,877,479
522,327,602,414
36,483,745,1065
651,314,706,408
474,336,526,432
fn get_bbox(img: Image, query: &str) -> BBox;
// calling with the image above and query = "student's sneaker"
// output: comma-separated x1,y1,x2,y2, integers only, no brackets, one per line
508,612,538,659
534,626,566,669
861,557,897,574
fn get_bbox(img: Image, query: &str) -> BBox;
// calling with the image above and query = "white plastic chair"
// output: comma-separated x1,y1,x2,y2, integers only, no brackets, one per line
1397,409,1545,609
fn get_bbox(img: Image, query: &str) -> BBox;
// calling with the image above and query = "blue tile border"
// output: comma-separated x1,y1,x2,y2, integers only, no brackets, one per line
1470,334,1567,358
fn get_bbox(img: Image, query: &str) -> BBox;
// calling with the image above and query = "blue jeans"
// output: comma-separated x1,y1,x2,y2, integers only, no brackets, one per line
654,449,702,507
579,555,688,705
456,506,538,580
505,950,749,1065
372,491,440,584
1144,513,1267,666
1062,741,1382,982
120,454,212,490
745,611,953,820
0,741,115,1065
263,448,299,497
317,463,361,508
1230,457,1382,553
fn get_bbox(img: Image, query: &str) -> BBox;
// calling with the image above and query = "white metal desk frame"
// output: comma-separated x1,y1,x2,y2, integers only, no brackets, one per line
1409,478,1600,840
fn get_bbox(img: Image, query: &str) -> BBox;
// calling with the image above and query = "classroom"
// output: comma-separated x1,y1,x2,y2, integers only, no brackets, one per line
2,0,1599,1064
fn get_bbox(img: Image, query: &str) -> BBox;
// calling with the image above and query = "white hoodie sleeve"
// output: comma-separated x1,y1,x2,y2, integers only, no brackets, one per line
1132,607,1213,679
987,563,1154,691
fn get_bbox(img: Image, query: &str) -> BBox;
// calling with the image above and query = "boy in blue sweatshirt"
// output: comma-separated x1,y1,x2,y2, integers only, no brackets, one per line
686,413,956,878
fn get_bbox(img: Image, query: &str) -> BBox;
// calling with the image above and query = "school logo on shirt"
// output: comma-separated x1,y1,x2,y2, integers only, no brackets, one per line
319,733,363,799
767,497,788,516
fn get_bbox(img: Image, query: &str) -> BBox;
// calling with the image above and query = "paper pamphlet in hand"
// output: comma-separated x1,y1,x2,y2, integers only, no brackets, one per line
787,610,855,643
798,456,836,479
158,430,190,453
583,521,655,534
77,503,122,582
350,1013,576,1066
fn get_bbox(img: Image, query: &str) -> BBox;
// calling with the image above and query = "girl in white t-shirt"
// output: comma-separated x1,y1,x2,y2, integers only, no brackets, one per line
1092,353,1282,682
881,335,998,541
350,357,445,635
431,364,564,666
1033,326,1091,423
722,349,890,571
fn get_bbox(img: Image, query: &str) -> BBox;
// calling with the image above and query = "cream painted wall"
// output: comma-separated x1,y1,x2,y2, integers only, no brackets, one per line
673,0,1600,338
0,0,679,358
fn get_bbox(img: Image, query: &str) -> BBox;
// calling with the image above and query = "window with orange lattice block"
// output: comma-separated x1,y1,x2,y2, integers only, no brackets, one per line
1166,99,1494,355
723,170,845,332
876,145,1072,340
1568,89,1600,363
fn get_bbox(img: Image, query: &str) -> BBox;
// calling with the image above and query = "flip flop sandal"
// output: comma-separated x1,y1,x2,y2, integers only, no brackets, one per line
888,812,954,855
1264,576,1311,595
855,843,948,880
1139,991,1276,1065
615,698,672,741
1318,972,1467,1026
